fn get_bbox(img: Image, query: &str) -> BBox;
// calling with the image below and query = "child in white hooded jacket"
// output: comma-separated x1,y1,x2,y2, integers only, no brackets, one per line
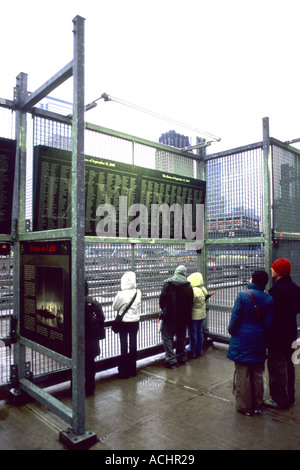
113,271,141,378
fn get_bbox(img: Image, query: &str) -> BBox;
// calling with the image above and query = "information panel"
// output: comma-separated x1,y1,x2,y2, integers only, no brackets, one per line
33,145,206,239
20,240,72,357
0,138,16,234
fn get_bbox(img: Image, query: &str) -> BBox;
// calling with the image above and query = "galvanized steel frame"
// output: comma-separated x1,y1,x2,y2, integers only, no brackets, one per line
5,15,93,442
0,15,300,444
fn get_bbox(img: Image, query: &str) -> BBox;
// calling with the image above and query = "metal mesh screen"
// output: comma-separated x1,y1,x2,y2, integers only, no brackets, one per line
85,128,133,164
272,239,300,285
205,243,265,340
204,143,266,341
206,147,264,239
272,143,300,233
0,245,13,384
85,241,200,360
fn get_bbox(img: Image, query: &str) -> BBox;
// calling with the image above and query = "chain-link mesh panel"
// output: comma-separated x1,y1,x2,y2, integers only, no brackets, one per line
272,144,300,233
153,147,195,178
206,147,264,239
272,239,300,285
0,245,13,385
205,243,265,340
33,116,72,150
0,343,12,385
85,128,133,164
0,246,13,337
85,241,200,360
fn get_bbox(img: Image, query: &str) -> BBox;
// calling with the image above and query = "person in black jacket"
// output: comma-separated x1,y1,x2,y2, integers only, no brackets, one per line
265,259,300,409
159,265,193,368
85,280,105,395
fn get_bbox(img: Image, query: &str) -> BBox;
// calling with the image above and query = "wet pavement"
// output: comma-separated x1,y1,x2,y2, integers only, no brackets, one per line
1,343,300,451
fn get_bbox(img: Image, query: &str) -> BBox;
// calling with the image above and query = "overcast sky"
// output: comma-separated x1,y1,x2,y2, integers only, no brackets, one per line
2,0,300,152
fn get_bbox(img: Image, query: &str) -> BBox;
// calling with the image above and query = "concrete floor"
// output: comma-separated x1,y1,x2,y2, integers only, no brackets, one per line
1,343,300,451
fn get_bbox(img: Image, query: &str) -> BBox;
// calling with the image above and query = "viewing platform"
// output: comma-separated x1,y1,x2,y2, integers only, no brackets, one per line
1,343,299,451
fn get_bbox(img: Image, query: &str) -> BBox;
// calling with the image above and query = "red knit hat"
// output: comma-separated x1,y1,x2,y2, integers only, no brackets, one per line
271,258,291,276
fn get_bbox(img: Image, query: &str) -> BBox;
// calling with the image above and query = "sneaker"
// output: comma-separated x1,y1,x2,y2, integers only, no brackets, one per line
264,398,279,408
237,409,252,416
253,409,265,415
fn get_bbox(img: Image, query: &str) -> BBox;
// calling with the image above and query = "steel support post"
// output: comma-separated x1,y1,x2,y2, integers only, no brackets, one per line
263,117,272,286
59,15,97,448
196,139,205,275
11,72,28,395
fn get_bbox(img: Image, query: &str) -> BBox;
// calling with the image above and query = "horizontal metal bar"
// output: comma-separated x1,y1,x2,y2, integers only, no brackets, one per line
85,235,192,245
19,378,73,425
0,98,15,110
19,336,72,368
205,237,265,245
20,61,73,111
205,333,230,344
19,228,72,241
207,304,232,312
0,234,13,242
32,106,72,124
273,232,300,240
205,141,263,160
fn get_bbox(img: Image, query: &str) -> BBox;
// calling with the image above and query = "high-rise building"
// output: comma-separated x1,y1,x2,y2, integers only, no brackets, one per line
158,130,190,149
155,130,194,177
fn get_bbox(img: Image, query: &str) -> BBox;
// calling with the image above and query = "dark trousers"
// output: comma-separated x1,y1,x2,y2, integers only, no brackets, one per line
118,321,139,378
85,355,96,394
267,350,295,408
85,339,100,394
161,322,187,365
233,362,265,413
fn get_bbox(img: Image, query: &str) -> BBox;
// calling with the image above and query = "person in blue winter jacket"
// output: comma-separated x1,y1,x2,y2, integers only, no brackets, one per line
227,270,273,416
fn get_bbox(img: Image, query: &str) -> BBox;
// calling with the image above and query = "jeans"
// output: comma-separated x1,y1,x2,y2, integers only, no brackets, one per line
187,319,204,356
118,321,139,378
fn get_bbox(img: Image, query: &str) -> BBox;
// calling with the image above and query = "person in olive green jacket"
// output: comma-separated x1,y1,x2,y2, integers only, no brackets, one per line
186,272,208,358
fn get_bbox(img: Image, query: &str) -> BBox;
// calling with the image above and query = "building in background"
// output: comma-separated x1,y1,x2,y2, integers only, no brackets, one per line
155,129,195,178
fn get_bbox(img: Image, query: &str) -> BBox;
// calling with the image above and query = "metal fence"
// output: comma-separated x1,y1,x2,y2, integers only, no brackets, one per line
271,139,300,285
1,102,300,390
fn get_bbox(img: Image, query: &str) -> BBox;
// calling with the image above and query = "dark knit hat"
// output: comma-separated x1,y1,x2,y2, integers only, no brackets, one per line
271,258,291,276
252,270,269,288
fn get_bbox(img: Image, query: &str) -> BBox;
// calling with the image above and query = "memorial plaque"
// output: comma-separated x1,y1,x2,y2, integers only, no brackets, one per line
20,240,72,357
0,138,16,234
33,145,206,240
33,146,72,231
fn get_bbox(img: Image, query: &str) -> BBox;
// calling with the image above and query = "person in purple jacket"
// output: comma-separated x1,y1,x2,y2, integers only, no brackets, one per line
227,270,273,416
